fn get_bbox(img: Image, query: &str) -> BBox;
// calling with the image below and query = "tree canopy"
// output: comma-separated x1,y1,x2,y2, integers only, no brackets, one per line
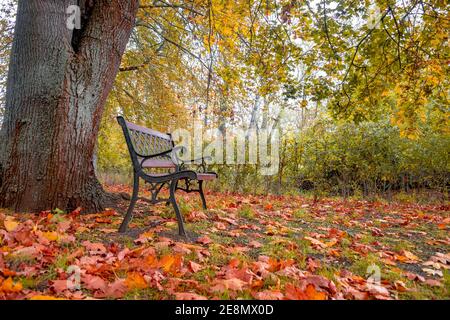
99,1,448,135
0,0,448,193
1,1,448,134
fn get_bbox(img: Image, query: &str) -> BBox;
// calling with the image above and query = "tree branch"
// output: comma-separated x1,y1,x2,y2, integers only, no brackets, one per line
135,21,209,70
139,0,204,16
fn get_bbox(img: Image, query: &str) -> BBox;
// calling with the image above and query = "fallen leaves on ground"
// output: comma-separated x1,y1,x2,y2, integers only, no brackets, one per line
0,186,448,300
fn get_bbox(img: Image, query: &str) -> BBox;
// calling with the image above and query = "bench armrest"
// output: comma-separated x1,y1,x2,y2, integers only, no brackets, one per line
171,146,212,173
138,149,173,168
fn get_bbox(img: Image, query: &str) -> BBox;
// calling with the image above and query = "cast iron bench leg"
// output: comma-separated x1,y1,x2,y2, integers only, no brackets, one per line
119,172,139,233
169,179,187,237
151,182,165,204
198,180,207,210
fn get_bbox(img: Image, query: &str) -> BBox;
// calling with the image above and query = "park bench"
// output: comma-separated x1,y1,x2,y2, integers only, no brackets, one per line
117,116,217,237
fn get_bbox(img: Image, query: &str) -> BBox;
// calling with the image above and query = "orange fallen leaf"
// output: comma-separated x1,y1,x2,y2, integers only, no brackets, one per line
125,272,148,290
95,217,112,224
159,254,183,274
100,209,118,216
1,268,17,277
285,283,327,300
0,277,23,293
305,284,327,300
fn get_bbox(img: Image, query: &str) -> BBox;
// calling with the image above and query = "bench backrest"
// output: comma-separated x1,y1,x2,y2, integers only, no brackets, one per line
117,116,175,170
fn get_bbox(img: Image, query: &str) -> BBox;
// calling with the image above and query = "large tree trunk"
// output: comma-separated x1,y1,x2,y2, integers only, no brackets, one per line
0,0,139,212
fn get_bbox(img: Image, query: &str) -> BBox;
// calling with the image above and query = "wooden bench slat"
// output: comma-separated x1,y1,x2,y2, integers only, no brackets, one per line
141,159,176,168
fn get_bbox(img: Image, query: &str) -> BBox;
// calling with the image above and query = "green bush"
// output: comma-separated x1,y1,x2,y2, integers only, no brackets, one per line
97,114,449,199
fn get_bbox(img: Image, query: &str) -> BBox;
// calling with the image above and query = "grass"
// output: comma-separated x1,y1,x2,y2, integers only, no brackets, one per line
359,234,376,244
1,186,449,300
124,287,167,300
349,253,382,277
293,209,309,220
207,244,228,266
392,239,415,252
316,266,339,282
192,267,216,282
53,254,69,270
5,253,36,268
238,205,255,219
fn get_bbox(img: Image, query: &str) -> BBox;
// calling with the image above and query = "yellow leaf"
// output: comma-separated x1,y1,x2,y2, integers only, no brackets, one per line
402,250,420,261
325,239,338,247
4,216,19,232
43,231,59,242
76,226,89,233
165,221,177,228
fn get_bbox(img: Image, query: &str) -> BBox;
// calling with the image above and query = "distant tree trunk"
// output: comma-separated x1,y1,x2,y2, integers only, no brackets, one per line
0,0,139,213
248,94,260,132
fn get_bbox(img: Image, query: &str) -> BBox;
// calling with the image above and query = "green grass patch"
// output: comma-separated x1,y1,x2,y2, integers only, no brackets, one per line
238,205,255,219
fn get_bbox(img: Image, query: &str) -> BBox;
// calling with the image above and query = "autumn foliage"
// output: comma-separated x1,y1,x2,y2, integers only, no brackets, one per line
0,0,448,302
0,186,448,300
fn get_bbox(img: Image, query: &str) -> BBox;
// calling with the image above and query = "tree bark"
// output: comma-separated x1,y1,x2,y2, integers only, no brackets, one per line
0,0,139,212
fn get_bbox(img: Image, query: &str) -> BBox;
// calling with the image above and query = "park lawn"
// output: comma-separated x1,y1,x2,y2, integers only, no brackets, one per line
0,185,448,300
